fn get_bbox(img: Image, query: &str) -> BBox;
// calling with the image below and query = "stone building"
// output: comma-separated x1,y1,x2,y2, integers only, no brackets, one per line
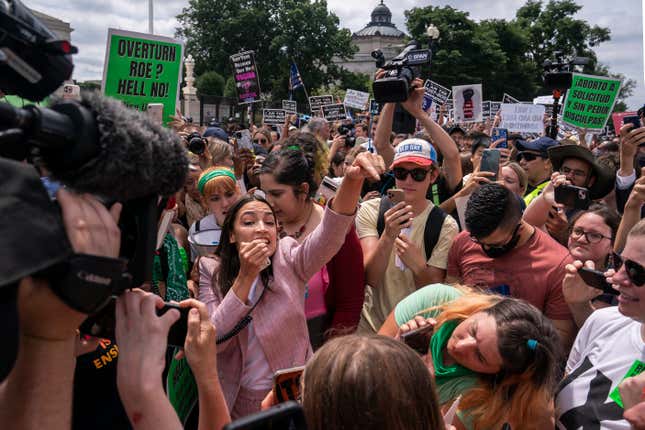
334,1,407,75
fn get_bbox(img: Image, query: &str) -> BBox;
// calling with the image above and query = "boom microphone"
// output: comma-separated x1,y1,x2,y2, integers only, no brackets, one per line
0,91,188,201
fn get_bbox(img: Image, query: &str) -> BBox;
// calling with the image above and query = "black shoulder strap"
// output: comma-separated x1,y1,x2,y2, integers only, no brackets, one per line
376,197,394,238
423,205,447,261
195,219,201,233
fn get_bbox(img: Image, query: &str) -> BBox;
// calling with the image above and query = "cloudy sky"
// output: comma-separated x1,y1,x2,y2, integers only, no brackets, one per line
26,0,644,109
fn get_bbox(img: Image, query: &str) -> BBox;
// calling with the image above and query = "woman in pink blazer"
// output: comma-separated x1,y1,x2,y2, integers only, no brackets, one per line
198,151,385,418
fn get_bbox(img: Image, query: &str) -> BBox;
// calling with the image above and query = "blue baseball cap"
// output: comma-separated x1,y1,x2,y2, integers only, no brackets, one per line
203,126,228,141
515,136,558,157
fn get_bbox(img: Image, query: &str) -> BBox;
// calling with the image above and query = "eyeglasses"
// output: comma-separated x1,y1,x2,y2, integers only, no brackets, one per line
561,166,588,179
253,138,268,144
471,223,521,249
570,227,611,244
516,152,543,162
613,253,645,286
393,167,430,182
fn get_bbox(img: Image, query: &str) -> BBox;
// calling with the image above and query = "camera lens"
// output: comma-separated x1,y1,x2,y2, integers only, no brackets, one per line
188,137,205,155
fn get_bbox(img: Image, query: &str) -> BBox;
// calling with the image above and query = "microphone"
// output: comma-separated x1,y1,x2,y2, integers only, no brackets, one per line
0,91,188,201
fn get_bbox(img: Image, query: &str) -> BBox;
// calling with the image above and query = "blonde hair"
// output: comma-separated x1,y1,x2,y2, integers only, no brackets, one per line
206,138,233,167
504,162,528,196
198,166,238,200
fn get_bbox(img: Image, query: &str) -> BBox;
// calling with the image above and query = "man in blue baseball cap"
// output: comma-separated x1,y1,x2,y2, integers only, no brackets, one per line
515,136,559,205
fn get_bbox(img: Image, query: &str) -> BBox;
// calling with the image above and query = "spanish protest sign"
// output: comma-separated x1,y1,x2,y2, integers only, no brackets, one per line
453,84,483,123
321,103,347,121
561,73,622,130
263,109,286,125
500,103,545,133
102,29,183,125
282,99,297,114
230,50,261,105
344,89,370,110
309,95,334,116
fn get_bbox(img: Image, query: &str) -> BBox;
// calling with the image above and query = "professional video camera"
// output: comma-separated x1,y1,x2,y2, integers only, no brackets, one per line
542,51,591,91
371,40,432,103
337,123,356,147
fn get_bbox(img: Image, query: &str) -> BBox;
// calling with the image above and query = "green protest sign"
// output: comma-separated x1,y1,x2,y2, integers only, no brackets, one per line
561,73,621,130
102,29,183,125
166,354,198,424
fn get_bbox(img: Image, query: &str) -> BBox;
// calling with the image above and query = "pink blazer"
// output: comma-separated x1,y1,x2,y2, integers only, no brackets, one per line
198,205,354,410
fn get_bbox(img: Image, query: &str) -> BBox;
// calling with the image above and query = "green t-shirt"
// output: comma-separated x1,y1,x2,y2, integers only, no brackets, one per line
394,284,479,428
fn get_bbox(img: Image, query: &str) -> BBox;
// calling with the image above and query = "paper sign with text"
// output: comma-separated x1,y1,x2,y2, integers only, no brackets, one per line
263,109,286,125
230,50,261,105
282,100,297,114
344,89,370,110
102,28,183,125
309,95,334,116
452,84,483,123
482,101,491,119
321,103,347,121
502,93,520,104
424,80,452,109
562,73,621,130
500,103,546,133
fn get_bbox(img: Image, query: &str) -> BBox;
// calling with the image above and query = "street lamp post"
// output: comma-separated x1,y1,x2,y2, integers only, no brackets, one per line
148,0,154,34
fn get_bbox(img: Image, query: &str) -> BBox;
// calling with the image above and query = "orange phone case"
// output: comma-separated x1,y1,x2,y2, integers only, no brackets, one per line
273,366,305,403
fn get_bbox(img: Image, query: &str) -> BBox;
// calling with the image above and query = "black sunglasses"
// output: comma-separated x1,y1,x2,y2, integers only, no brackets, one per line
516,152,543,162
613,253,645,286
393,167,430,182
253,138,268,144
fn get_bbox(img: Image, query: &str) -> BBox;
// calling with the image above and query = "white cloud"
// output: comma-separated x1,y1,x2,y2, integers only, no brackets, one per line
23,0,643,108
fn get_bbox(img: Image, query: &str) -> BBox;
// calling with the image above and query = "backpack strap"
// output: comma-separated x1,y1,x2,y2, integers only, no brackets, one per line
376,197,394,238
423,205,447,261
195,219,201,233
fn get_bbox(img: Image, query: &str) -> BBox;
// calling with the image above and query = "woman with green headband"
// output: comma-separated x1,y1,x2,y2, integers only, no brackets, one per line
379,285,563,430
188,166,242,262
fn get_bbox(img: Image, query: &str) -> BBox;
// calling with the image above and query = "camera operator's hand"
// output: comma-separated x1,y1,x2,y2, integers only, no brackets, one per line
401,78,425,118
177,299,218,385
56,188,122,258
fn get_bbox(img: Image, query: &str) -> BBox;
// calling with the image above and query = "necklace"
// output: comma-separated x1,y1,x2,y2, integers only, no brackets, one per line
278,202,314,239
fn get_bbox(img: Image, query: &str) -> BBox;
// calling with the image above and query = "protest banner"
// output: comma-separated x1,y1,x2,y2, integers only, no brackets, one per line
502,93,520,104
500,103,545,133
445,99,454,111
562,73,621,130
102,28,183,125
422,93,433,112
611,111,638,133
282,99,297,114
309,95,334,115
321,103,347,121
263,109,286,125
482,101,491,119
490,101,502,116
344,89,370,110
230,50,261,105
424,79,452,111
452,84,483,123
167,356,198,424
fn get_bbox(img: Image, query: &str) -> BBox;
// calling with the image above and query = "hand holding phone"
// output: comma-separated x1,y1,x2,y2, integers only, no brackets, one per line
554,184,591,210
387,188,405,204
578,267,617,296
401,324,434,355
623,115,642,131
491,128,508,149
273,366,305,403
480,149,501,181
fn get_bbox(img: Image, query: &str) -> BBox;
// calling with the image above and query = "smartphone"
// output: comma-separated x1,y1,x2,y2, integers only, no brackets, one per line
387,188,405,204
319,176,338,202
62,84,81,101
79,298,190,348
401,324,434,355
237,129,254,152
554,184,591,210
146,103,164,125
579,267,617,296
491,128,508,149
223,401,306,430
623,115,641,130
273,366,305,403
480,149,501,181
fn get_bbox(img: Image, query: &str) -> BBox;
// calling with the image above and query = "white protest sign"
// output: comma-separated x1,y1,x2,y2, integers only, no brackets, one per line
321,103,347,121
344,89,370,110
500,103,545,133
533,95,555,105
309,95,334,116
282,100,297,114
262,109,286,125
452,84,483,123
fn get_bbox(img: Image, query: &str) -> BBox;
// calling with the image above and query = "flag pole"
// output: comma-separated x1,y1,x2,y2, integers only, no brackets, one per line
291,57,310,111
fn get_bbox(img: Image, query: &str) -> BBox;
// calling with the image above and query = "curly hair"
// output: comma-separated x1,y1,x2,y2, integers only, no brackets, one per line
466,183,521,239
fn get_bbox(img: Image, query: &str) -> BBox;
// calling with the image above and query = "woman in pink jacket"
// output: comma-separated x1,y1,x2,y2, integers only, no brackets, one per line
198,150,384,418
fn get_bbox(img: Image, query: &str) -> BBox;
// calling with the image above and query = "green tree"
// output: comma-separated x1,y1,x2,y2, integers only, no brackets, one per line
223,76,237,99
176,0,356,105
195,71,225,96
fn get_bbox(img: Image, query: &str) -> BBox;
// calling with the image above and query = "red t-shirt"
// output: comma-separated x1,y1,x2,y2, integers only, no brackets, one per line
447,228,573,321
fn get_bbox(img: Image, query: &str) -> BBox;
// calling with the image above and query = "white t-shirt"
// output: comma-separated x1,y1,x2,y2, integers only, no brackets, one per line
555,307,645,429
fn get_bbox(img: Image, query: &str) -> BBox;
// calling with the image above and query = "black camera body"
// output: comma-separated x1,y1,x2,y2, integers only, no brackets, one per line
186,131,207,155
543,51,590,91
337,123,356,147
372,40,432,103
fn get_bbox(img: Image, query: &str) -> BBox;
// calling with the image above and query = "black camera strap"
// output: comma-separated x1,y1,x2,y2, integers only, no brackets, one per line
215,283,267,345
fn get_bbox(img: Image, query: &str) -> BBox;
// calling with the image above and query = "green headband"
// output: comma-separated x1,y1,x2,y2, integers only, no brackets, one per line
198,169,237,195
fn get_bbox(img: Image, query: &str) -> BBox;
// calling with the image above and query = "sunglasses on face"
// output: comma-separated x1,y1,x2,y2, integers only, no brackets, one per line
253,138,268,144
613,253,645,286
393,167,430,182
516,152,543,162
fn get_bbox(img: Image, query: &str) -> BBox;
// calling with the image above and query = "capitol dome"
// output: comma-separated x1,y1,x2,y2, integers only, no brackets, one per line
354,1,406,38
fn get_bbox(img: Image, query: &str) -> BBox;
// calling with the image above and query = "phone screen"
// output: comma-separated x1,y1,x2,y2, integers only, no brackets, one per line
491,128,508,149
480,149,501,180
401,324,434,355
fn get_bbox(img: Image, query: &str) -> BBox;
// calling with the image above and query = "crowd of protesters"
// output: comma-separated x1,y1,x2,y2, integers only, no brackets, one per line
2,72,645,430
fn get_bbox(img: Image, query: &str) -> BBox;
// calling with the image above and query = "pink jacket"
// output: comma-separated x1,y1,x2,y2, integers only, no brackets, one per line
198,205,354,411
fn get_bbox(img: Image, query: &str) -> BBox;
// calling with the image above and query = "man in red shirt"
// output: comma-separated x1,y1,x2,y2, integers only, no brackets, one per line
447,183,576,350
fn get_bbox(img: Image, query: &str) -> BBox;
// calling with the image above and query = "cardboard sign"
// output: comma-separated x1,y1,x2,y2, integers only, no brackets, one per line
321,103,347,121
230,50,261,105
500,103,545,133
502,93,520,104
102,28,184,125
422,93,433,111
344,89,370,110
263,109,286,125
490,101,502,116
562,73,622,130
309,95,333,115
282,99,297,114
612,111,638,133
482,101,491,119
425,80,451,106
452,84,483,123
